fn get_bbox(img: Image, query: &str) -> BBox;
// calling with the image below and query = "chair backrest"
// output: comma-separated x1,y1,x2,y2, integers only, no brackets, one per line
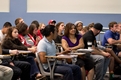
35,52,50,76
35,52,63,77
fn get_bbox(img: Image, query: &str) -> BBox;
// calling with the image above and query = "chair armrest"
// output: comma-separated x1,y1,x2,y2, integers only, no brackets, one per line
0,55,11,59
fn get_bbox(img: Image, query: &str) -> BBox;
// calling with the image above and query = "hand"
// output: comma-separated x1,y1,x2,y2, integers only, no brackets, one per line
36,36,41,42
9,62,14,66
9,50,19,55
102,51,111,57
29,46,37,53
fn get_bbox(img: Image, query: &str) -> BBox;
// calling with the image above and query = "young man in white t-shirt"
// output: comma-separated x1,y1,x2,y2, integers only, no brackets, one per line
0,22,12,43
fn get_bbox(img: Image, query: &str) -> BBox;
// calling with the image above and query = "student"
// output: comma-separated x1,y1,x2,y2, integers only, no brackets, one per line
2,27,42,80
16,23,37,47
83,23,110,80
37,25,82,80
0,22,12,43
0,65,13,80
28,24,38,46
36,23,45,40
54,22,65,43
62,23,94,80
48,20,56,26
15,17,24,26
75,21,83,35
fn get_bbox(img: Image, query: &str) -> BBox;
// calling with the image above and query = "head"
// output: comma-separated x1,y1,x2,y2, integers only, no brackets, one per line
91,23,103,36
64,23,76,37
75,21,83,31
2,22,12,34
28,24,37,36
38,23,45,30
31,20,39,29
118,22,121,31
56,22,65,34
5,27,18,39
87,22,94,30
80,26,89,36
15,17,24,25
108,21,118,32
16,23,28,36
48,20,56,26
42,25,57,39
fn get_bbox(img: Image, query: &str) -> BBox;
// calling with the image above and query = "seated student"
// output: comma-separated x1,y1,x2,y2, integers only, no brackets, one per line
1,49,31,80
37,25,82,80
31,20,44,40
102,22,121,76
62,23,94,80
28,24,38,46
54,22,65,43
75,21,83,35
0,22,12,43
1,27,42,80
15,17,24,26
48,20,56,26
0,65,13,80
82,23,111,80
36,23,45,41
16,23,37,47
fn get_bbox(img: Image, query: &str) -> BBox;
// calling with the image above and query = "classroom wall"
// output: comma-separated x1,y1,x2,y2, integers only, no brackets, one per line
0,0,121,28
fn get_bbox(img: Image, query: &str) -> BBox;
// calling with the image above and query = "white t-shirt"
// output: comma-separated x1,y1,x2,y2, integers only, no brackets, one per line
0,30,6,43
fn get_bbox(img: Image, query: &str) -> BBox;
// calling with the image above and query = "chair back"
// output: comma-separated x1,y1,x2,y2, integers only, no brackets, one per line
35,52,63,78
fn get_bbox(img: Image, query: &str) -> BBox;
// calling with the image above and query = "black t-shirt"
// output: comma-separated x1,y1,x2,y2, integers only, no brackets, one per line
54,35,63,43
83,30,97,49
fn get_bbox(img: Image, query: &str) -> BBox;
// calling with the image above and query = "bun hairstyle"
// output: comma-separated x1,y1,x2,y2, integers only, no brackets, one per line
41,25,55,37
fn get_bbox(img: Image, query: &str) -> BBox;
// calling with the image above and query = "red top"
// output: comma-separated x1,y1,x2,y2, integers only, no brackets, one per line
36,30,43,40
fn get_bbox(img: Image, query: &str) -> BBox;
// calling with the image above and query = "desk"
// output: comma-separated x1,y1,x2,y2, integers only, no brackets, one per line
18,50,32,54
45,55,77,80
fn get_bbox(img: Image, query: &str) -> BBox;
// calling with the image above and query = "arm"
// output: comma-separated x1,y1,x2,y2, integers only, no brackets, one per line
71,38,84,50
2,49,9,54
61,39,71,50
107,38,121,45
39,52,47,63
2,39,27,50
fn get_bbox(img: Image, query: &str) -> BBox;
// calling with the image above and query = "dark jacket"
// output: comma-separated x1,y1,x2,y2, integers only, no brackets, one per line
2,38,27,50
1,49,12,65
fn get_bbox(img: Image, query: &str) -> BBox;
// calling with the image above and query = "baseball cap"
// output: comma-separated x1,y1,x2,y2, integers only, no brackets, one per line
94,23,103,31
48,20,56,24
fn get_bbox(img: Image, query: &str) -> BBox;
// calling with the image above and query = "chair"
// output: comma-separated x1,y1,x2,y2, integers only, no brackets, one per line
35,52,63,80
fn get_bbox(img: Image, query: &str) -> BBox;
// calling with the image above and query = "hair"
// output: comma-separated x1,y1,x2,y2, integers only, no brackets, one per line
3,22,12,28
31,20,39,29
4,27,17,40
108,21,117,29
81,26,89,33
75,22,83,29
64,23,75,37
55,22,64,32
15,17,22,25
87,23,94,29
41,25,55,37
28,24,36,39
16,23,28,36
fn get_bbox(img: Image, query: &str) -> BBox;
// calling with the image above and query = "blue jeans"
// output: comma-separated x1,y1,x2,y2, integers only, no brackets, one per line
90,55,110,80
46,64,82,80
26,56,40,78
14,61,31,80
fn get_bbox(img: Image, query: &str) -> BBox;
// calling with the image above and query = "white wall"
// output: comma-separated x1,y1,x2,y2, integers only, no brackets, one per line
0,0,9,12
27,0,121,14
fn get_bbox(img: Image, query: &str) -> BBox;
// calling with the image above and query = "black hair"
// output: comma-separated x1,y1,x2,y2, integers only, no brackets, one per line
42,25,55,37
31,20,39,29
3,22,12,28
